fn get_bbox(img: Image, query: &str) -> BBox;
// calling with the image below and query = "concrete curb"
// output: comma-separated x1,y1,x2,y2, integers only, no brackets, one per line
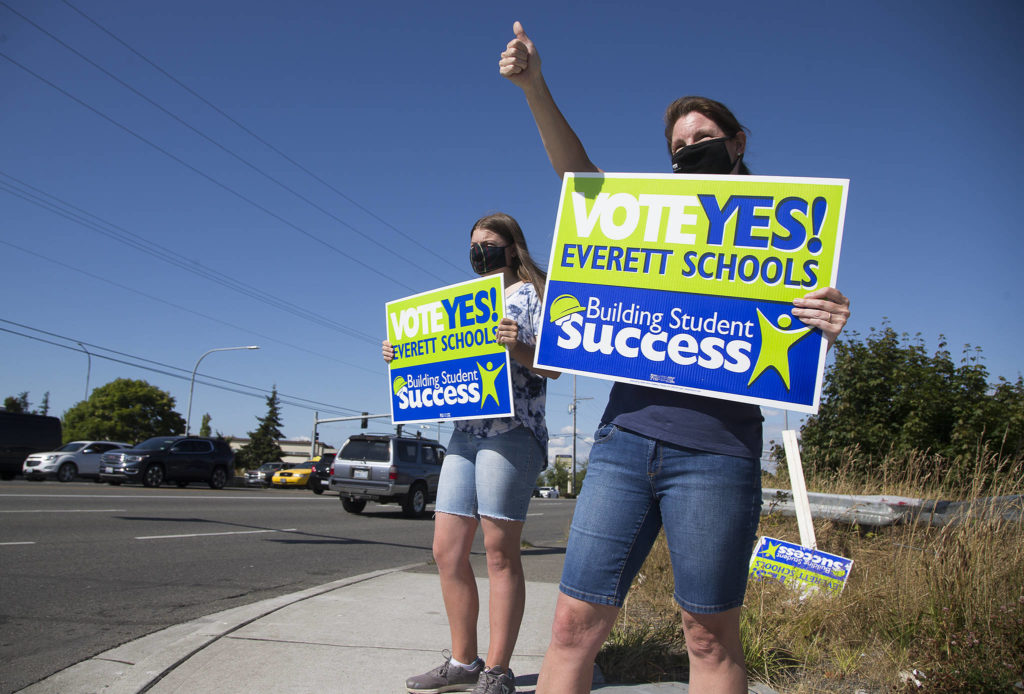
16,563,425,694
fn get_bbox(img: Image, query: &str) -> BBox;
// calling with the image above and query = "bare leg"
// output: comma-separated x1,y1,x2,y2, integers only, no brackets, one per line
536,593,619,694
680,606,747,694
433,512,480,664
478,516,526,670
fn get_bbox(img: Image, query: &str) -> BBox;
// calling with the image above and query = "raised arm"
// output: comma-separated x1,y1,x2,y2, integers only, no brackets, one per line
499,21,600,179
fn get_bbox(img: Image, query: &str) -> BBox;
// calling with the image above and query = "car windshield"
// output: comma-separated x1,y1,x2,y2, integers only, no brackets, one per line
57,442,87,452
136,437,179,451
340,439,390,462
258,463,280,472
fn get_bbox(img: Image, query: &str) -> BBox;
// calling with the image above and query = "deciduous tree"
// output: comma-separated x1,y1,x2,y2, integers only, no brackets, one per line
795,325,1024,477
62,379,185,443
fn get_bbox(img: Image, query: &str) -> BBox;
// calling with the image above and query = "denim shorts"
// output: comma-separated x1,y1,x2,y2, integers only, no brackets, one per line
435,424,545,522
560,424,762,614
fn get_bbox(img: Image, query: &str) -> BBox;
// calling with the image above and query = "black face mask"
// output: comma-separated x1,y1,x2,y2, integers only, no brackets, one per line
671,137,741,175
470,243,508,275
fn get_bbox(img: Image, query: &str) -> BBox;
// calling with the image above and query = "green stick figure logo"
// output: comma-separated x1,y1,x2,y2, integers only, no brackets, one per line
747,310,813,390
476,360,506,408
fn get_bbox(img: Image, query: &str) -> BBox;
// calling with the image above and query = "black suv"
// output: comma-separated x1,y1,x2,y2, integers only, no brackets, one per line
99,436,235,489
309,455,334,494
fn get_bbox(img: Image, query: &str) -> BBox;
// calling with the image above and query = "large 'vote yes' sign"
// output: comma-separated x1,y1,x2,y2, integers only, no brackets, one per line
535,173,848,413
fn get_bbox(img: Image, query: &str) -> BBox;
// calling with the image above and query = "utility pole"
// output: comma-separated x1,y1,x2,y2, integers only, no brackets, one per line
76,342,91,401
568,375,592,496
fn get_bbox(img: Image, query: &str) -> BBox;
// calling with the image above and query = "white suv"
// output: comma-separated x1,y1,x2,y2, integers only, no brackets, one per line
23,441,132,482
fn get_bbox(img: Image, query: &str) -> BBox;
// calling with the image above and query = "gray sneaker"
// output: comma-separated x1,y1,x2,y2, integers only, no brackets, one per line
471,666,515,694
406,651,483,693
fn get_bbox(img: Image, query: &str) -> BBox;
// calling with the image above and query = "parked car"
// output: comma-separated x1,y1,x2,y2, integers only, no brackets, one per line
99,436,234,489
537,486,560,499
330,433,445,518
245,462,286,487
0,411,62,480
23,440,132,482
271,462,313,489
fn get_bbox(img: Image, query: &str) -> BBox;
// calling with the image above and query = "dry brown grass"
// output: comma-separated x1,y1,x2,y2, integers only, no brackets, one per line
596,448,1024,693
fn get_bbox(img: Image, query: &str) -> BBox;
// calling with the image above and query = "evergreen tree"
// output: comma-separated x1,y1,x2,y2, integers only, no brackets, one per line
3,392,30,413
38,392,50,416
199,413,212,437
235,388,284,470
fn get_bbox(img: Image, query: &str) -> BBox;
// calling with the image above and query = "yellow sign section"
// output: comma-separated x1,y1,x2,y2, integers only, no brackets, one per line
551,173,847,302
385,275,506,369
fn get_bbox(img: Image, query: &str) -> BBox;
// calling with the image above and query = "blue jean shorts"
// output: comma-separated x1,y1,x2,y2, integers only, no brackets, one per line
435,425,545,522
560,424,762,614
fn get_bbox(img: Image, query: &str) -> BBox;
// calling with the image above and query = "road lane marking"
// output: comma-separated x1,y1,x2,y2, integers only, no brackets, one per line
135,528,298,540
0,509,126,513
0,493,329,500
0,541,36,546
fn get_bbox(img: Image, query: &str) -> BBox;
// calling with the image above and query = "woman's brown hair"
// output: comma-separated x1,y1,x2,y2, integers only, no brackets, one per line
470,212,547,297
663,96,751,175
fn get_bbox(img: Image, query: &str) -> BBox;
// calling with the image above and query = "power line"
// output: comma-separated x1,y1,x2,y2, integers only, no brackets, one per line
0,320,363,417
0,49,420,293
0,0,450,286
0,171,378,345
58,0,464,277
0,238,377,373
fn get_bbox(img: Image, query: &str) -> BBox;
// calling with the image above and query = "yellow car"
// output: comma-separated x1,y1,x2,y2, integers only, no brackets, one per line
271,462,314,488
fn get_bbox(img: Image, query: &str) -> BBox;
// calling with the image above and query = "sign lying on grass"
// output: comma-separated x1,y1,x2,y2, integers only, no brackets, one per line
749,536,853,595
386,275,513,424
535,173,848,413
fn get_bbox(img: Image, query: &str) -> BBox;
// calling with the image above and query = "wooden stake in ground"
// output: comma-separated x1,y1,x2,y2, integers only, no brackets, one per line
783,429,816,549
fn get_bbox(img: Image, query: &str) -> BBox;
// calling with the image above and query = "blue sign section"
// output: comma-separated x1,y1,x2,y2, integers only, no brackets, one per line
389,353,513,424
537,279,824,407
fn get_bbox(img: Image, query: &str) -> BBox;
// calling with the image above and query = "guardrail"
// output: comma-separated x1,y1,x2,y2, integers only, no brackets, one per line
762,488,1024,527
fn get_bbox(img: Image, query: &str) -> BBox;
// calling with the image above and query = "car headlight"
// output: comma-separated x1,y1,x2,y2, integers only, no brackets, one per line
125,454,147,463
43,454,57,462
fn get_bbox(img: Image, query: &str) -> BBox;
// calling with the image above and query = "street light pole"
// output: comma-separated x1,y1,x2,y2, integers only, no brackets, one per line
76,342,91,401
186,345,259,435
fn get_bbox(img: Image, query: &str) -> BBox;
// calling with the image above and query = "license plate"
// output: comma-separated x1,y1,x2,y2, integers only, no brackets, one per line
353,469,369,479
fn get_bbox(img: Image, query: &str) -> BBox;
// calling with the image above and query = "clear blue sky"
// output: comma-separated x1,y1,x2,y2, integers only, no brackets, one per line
3,0,1022,462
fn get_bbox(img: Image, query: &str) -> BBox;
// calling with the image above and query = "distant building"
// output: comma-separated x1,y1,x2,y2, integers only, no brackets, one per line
226,438,336,465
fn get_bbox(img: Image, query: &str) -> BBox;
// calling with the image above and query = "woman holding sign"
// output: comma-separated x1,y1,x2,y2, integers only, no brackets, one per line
500,22,851,694
384,212,558,694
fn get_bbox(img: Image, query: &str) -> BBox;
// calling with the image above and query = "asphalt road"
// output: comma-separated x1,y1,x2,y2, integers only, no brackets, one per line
0,480,575,694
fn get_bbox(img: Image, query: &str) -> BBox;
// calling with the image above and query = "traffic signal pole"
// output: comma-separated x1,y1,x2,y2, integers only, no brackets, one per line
310,411,391,458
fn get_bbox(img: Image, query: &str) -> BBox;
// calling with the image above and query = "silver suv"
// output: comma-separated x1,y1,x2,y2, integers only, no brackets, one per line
330,434,445,518
245,462,286,487
23,441,132,482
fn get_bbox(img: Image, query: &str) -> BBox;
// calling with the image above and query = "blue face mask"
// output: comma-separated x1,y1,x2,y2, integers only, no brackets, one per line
470,243,508,275
671,137,741,175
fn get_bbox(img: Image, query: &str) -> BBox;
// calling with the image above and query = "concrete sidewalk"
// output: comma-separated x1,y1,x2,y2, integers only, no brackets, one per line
18,563,776,694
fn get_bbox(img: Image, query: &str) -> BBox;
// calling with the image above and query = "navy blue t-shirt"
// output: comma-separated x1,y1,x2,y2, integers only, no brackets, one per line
601,382,763,459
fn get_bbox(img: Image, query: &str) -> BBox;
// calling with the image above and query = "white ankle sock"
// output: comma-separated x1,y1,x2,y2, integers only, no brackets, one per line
449,655,480,670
